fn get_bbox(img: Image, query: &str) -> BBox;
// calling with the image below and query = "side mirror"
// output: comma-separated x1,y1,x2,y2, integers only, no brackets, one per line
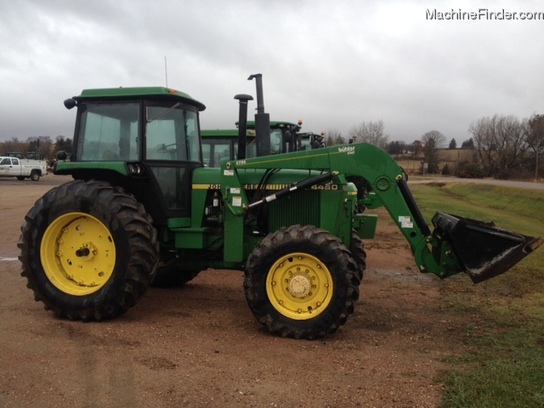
64,98,77,110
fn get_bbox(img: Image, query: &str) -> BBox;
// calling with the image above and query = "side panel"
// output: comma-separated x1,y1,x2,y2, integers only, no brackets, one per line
219,143,439,271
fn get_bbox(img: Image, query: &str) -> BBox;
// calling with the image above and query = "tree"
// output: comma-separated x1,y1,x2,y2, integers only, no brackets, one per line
334,135,345,145
421,130,446,148
1,136,52,159
325,128,343,146
387,141,408,155
469,114,528,179
423,138,439,173
454,161,485,178
348,120,389,149
527,114,544,179
448,138,457,149
421,131,445,174
54,135,73,154
411,140,423,159
27,136,52,160
326,128,345,146
0,137,23,155
461,138,475,149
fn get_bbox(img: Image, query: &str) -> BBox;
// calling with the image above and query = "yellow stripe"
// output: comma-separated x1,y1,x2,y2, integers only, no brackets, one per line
192,184,220,190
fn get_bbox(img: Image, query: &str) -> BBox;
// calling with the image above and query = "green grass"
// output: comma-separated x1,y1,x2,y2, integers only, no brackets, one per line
409,183,544,408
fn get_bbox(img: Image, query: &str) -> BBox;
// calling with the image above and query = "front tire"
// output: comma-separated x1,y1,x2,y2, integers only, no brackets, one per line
18,180,159,320
350,230,367,282
244,225,360,339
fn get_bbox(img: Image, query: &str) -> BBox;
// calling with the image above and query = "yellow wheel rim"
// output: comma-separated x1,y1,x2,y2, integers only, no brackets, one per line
266,252,334,320
40,212,116,296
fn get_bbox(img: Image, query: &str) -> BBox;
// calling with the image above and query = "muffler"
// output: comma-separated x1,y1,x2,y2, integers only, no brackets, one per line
432,211,543,283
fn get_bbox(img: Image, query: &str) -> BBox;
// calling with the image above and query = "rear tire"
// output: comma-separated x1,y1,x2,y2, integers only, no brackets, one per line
244,225,360,339
30,171,40,181
18,180,159,320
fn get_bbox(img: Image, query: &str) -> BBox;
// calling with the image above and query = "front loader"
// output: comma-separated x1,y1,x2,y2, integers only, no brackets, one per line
19,85,542,339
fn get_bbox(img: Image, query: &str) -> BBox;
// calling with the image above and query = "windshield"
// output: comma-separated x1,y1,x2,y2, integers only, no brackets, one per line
270,129,282,154
76,102,140,161
201,140,231,167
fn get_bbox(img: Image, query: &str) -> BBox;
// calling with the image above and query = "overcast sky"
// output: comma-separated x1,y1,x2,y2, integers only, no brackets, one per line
1,0,542,145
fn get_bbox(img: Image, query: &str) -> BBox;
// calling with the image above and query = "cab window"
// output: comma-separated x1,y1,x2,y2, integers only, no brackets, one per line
76,102,140,161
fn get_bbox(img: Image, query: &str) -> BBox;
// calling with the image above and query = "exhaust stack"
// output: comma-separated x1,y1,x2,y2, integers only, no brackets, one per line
234,94,253,160
248,74,271,157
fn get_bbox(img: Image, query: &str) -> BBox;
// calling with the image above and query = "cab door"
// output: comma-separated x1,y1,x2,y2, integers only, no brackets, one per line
9,158,21,176
0,157,14,176
144,103,201,218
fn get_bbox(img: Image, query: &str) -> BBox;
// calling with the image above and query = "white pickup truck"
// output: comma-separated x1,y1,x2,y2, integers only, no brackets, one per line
0,156,48,181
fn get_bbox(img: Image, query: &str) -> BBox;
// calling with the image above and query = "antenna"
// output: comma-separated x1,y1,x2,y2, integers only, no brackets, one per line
164,56,168,87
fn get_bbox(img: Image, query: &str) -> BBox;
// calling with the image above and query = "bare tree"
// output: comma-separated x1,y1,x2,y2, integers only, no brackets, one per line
348,120,389,149
469,114,528,179
1,137,24,156
411,140,423,159
326,128,344,146
527,114,544,179
421,130,446,148
27,136,53,159
420,131,445,174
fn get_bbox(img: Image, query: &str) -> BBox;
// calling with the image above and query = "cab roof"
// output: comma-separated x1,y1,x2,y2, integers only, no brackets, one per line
201,129,255,137
246,120,298,128
74,86,206,111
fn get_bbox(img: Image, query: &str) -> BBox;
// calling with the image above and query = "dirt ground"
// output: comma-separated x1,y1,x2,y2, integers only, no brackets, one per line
0,174,470,408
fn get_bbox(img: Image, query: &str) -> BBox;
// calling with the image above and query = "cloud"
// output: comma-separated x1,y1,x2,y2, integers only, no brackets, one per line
0,0,542,145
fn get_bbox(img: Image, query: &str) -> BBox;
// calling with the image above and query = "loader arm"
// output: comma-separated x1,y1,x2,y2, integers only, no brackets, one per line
220,142,542,282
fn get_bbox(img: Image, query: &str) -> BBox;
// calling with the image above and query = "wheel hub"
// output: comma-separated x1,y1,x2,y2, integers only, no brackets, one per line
266,253,333,320
288,273,312,298
41,212,116,295
75,243,96,260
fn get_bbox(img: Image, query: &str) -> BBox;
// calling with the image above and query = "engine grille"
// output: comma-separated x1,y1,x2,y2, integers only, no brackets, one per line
266,190,320,232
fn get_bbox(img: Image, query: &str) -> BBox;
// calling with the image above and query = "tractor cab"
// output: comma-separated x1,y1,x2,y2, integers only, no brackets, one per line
201,121,318,168
58,87,206,225
200,128,256,167
246,120,304,155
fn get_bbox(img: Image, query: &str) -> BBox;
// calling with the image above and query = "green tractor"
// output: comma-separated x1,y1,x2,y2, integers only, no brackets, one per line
19,82,542,339
201,122,324,167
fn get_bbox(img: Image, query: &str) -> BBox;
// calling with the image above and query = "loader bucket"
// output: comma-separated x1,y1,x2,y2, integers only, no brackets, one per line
432,211,543,283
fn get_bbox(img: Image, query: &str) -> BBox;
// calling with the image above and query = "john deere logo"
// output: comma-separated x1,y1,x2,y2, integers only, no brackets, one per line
338,146,355,154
